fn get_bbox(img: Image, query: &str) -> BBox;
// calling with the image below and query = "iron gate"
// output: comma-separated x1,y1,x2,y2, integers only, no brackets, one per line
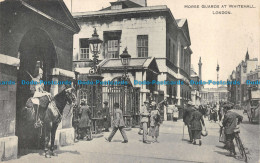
102,85,140,127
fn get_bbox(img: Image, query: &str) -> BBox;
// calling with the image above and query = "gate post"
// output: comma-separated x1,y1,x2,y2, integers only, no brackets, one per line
50,68,75,147
86,74,104,135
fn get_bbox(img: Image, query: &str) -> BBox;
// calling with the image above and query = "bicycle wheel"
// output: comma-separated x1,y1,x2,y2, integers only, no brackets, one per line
237,136,248,162
235,133,248,162
235,135,243,156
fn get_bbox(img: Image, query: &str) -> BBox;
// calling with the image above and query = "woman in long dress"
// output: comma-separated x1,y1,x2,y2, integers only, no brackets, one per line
190,108,205,146
78,101,92,140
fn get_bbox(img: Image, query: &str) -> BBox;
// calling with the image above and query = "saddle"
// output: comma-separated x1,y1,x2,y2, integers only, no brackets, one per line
45,101,61,123
23,96,61,128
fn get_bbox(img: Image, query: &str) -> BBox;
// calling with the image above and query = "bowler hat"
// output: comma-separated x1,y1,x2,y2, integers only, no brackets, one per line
114,102,119,108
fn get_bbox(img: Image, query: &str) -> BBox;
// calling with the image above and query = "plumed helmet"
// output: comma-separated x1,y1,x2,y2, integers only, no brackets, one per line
34,61,43,77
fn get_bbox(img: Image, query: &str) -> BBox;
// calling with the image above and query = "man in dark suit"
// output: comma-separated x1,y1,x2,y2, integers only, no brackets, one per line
105,103,128,143
102,101,111,132
183,101,196,142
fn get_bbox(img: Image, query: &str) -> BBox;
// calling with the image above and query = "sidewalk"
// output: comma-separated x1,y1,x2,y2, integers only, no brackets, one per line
6,118,247,163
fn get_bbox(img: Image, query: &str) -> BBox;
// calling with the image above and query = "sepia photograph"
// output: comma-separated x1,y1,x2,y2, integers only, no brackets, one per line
0,0,259,162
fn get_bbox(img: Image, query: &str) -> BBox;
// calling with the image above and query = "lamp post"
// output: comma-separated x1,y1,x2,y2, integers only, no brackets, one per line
120,47,131,127
120,47,131,79
216,62,220,104
86,28,104,133
88,28,103,74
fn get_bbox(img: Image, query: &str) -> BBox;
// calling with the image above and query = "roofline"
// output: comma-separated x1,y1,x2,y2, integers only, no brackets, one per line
58,0,80,33
73,5,191,45
73,5,168,18
20,0,79,33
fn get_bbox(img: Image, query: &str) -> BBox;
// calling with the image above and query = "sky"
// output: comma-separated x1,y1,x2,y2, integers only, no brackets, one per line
64,0,260,88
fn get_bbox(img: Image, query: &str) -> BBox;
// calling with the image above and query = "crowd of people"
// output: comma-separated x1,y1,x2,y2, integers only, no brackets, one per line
72,98,244,158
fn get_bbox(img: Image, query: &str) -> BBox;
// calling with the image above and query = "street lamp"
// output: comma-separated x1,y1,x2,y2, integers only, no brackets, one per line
88,28,103,74
120,47,131,78
120,47,132,127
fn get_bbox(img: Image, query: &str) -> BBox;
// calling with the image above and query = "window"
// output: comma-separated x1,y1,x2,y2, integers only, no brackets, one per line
172,43,176,64
107,40,119,58
180,45,184,68
137,35,148,57
111,4,122,10
79,39,89,59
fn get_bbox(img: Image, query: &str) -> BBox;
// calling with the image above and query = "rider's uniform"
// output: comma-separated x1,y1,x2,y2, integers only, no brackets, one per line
30,76,51,105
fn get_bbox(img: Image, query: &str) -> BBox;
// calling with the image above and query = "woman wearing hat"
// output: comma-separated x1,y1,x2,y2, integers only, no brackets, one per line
78,100,92,141
149,101,161,143
189,106,205,145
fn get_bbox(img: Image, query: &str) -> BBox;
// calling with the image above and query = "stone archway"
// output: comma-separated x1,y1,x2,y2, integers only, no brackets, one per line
16,28,57,150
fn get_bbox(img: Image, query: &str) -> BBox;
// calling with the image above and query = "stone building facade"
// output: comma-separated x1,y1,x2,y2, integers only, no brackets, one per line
72,0,192,120
227,50,258,106
200,86,228,105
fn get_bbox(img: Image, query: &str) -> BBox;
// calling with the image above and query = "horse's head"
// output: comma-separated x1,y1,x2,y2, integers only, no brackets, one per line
64,87,77,105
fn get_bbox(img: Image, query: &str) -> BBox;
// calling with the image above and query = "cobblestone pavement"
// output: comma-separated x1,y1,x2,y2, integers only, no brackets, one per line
6,111,259,163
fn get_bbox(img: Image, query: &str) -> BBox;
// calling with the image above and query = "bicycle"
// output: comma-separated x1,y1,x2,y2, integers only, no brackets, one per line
234,126,248,163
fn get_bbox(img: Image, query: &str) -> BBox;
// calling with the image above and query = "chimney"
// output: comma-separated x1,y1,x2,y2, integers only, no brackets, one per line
118,0,147,7
130,0,147,6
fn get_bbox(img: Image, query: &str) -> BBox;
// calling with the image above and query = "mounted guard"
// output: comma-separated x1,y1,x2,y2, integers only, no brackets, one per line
25,61,53,128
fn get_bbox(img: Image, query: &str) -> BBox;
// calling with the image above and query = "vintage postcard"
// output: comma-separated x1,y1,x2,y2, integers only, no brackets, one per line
0,0,259,162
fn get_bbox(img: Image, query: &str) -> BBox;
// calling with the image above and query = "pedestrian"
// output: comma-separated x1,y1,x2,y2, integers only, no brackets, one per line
140,100,151,144
102,101,111,132
189,107,205,145
72,104,81,142
183,101,196,143
78,100,92,141
105,102,128,143
223,104,243,157
213,105,218,122
149,101,160,143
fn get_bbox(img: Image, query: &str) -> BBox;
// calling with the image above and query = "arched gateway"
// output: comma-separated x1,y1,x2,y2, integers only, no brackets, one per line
0,0,79,160
16,28,57,149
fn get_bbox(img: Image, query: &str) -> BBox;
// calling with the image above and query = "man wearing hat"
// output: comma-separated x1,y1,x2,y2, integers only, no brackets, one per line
183,101,196,142
105,102,128,143
223,104,243,157
140,100,151,144
102,101,111,132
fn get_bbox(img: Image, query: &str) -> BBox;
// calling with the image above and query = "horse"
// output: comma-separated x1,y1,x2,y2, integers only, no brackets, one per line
21,87,76,158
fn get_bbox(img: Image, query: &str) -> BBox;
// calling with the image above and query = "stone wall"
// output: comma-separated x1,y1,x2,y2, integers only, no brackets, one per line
0,63,18,161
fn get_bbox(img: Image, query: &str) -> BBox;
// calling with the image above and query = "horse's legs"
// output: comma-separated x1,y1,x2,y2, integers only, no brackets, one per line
44,122,52,158
50,122,59,156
